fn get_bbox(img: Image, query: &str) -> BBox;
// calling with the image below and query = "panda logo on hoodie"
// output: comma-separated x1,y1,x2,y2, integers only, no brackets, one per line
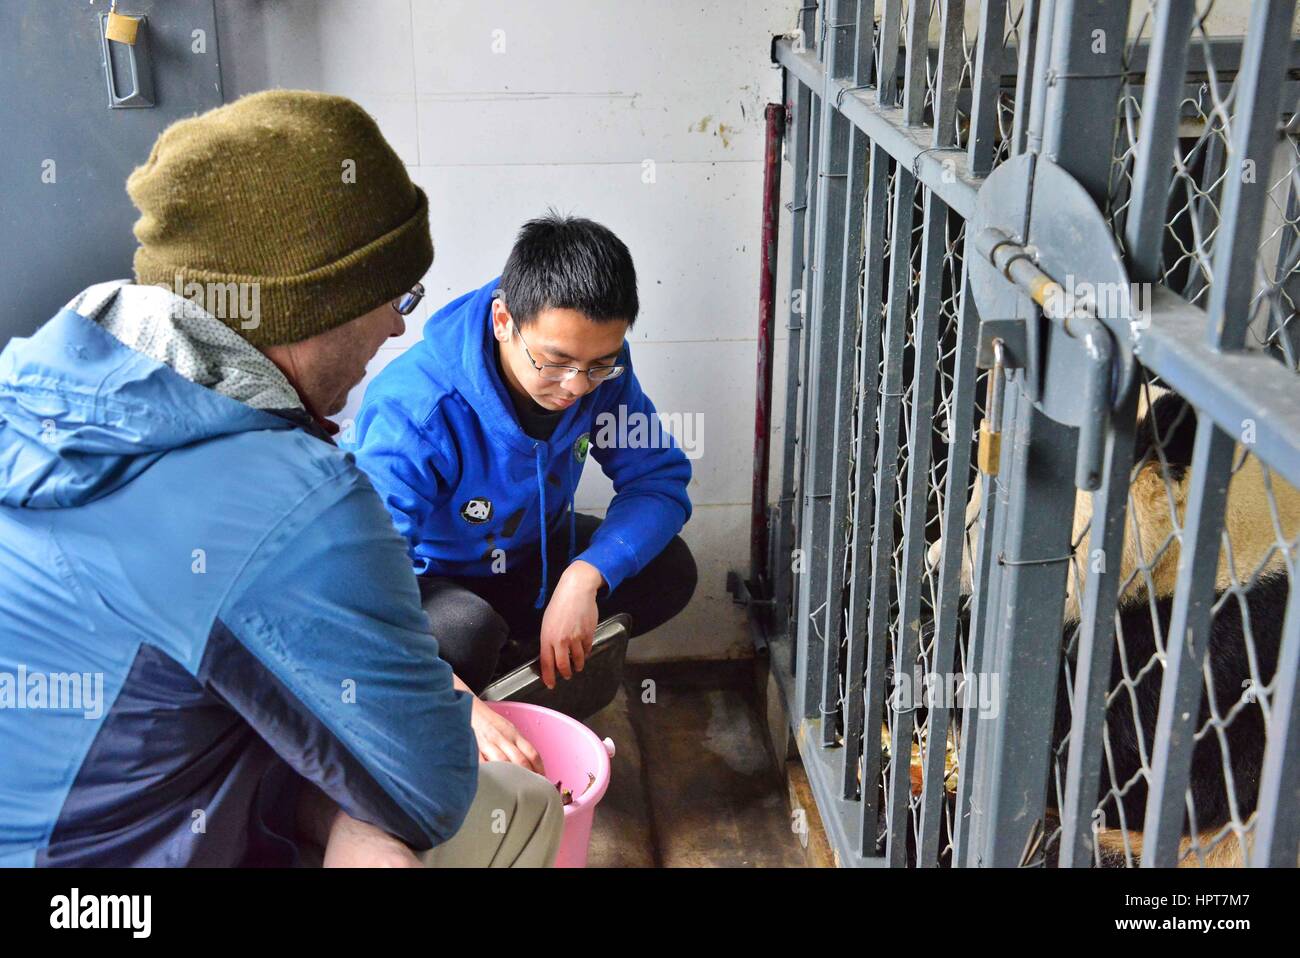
460,497,493,524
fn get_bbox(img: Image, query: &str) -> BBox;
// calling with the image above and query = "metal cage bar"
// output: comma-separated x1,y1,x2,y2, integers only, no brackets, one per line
841,141,891,807
876,0,904,107
1056,0,1195,869
965,0,1005,167
884,188,950,865
1008,0,1040,158
902,0,932,125
862,162,919,853
1252,584,1300,865
916,249,980,866
801,0,857,745
932,0,968,151
790,87,823,723
1121,1,1196,280
969,0,1132,868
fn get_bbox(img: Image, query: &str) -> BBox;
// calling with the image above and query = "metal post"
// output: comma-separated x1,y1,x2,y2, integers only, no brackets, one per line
974,0,1131,867
774,74,814,641
749,103,786,594
885,189,950,865
967,0,1007,169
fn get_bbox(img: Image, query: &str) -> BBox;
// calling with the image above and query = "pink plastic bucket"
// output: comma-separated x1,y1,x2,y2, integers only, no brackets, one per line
484,701,614,868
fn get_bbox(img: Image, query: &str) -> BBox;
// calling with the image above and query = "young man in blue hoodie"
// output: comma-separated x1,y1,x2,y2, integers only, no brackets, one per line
0,91,562,867
355,214,697,769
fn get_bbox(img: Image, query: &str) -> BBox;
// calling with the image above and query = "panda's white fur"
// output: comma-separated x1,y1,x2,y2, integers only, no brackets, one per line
931,385,1300,624
928,384,1300,866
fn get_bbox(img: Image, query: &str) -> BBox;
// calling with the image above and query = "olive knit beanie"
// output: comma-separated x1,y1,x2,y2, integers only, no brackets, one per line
126,89,432,347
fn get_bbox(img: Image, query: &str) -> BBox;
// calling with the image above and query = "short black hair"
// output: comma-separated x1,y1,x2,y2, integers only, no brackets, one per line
499,211,638,327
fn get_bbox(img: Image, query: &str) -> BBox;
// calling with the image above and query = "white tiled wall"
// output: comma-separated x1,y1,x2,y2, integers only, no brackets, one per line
220,0,796,661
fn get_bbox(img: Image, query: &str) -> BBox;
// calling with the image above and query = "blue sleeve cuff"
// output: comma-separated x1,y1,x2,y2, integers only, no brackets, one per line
576,531,641,595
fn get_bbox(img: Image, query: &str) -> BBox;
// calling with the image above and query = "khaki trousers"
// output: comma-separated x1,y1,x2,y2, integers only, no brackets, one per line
421,761,564,867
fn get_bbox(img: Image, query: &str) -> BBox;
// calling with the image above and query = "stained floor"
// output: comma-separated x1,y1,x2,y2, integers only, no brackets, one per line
583,660,806,868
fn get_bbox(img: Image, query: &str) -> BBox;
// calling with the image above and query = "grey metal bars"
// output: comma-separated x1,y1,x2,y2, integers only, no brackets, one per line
761,0,1300,868
967,0,1007,170
1143,0,1300,867
801,0,855,746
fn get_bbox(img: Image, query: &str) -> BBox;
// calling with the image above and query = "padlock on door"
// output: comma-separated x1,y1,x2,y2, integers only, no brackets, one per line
104,6,141,45
98,7,154,108
976,339,1006,477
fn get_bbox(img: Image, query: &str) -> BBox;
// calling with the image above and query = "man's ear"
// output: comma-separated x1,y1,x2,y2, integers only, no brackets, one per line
490,299,513,343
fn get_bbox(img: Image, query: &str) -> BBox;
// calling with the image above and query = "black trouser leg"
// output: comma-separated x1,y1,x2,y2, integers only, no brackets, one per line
418,513,697,693
417,576,509,692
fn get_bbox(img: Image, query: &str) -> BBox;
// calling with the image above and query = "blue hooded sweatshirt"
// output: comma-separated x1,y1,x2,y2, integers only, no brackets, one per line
0,282,476,867
353,277,692,606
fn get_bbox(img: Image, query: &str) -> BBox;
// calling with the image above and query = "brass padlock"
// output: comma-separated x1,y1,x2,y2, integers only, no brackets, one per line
977,421,1001,475
105,10,141,45
977,338,1006,476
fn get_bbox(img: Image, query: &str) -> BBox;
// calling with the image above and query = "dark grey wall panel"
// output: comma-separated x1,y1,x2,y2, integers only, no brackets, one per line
211,0,275,99
0,0,223,345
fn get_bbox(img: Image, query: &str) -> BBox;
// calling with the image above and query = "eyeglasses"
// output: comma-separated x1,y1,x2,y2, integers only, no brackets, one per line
392,283,425,316
512,321,625,383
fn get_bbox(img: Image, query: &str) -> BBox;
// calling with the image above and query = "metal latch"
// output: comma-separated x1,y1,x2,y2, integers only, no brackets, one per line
973,227,1122,491
967,154,1139,493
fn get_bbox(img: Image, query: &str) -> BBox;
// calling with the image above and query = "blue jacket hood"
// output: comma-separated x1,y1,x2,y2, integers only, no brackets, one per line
421,277,575,456
418,277,588,604
0,307,287,509
431,278,538,454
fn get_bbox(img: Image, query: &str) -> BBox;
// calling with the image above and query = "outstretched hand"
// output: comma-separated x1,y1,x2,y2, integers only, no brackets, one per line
538,560,603,688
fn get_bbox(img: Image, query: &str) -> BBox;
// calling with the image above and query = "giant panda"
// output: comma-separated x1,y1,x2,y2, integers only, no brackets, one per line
929,383,1300,866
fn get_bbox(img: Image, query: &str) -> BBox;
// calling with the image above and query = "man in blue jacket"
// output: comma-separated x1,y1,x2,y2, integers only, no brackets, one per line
355,214,697,768
0,91,561,867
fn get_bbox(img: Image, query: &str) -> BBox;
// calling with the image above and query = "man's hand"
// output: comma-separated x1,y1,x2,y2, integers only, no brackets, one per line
470,694,546,773
539,560,602,688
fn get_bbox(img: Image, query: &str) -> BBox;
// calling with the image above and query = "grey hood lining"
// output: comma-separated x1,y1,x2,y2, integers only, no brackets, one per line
63,280,303,412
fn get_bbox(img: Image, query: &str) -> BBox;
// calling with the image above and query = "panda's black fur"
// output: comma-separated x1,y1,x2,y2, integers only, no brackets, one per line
1071,572,1285,834
1056,389,1287,846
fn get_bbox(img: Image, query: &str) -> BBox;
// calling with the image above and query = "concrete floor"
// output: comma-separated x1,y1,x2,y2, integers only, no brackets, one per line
582,660,806,868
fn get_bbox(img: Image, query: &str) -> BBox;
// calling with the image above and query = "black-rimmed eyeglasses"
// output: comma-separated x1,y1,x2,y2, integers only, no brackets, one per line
513,320,626,383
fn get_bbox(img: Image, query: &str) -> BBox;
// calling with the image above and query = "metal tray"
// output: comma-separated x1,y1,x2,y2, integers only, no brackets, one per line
479,613,631,720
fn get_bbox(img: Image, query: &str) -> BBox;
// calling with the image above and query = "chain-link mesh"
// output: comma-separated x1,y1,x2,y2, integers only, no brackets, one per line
1108,0,1300,369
